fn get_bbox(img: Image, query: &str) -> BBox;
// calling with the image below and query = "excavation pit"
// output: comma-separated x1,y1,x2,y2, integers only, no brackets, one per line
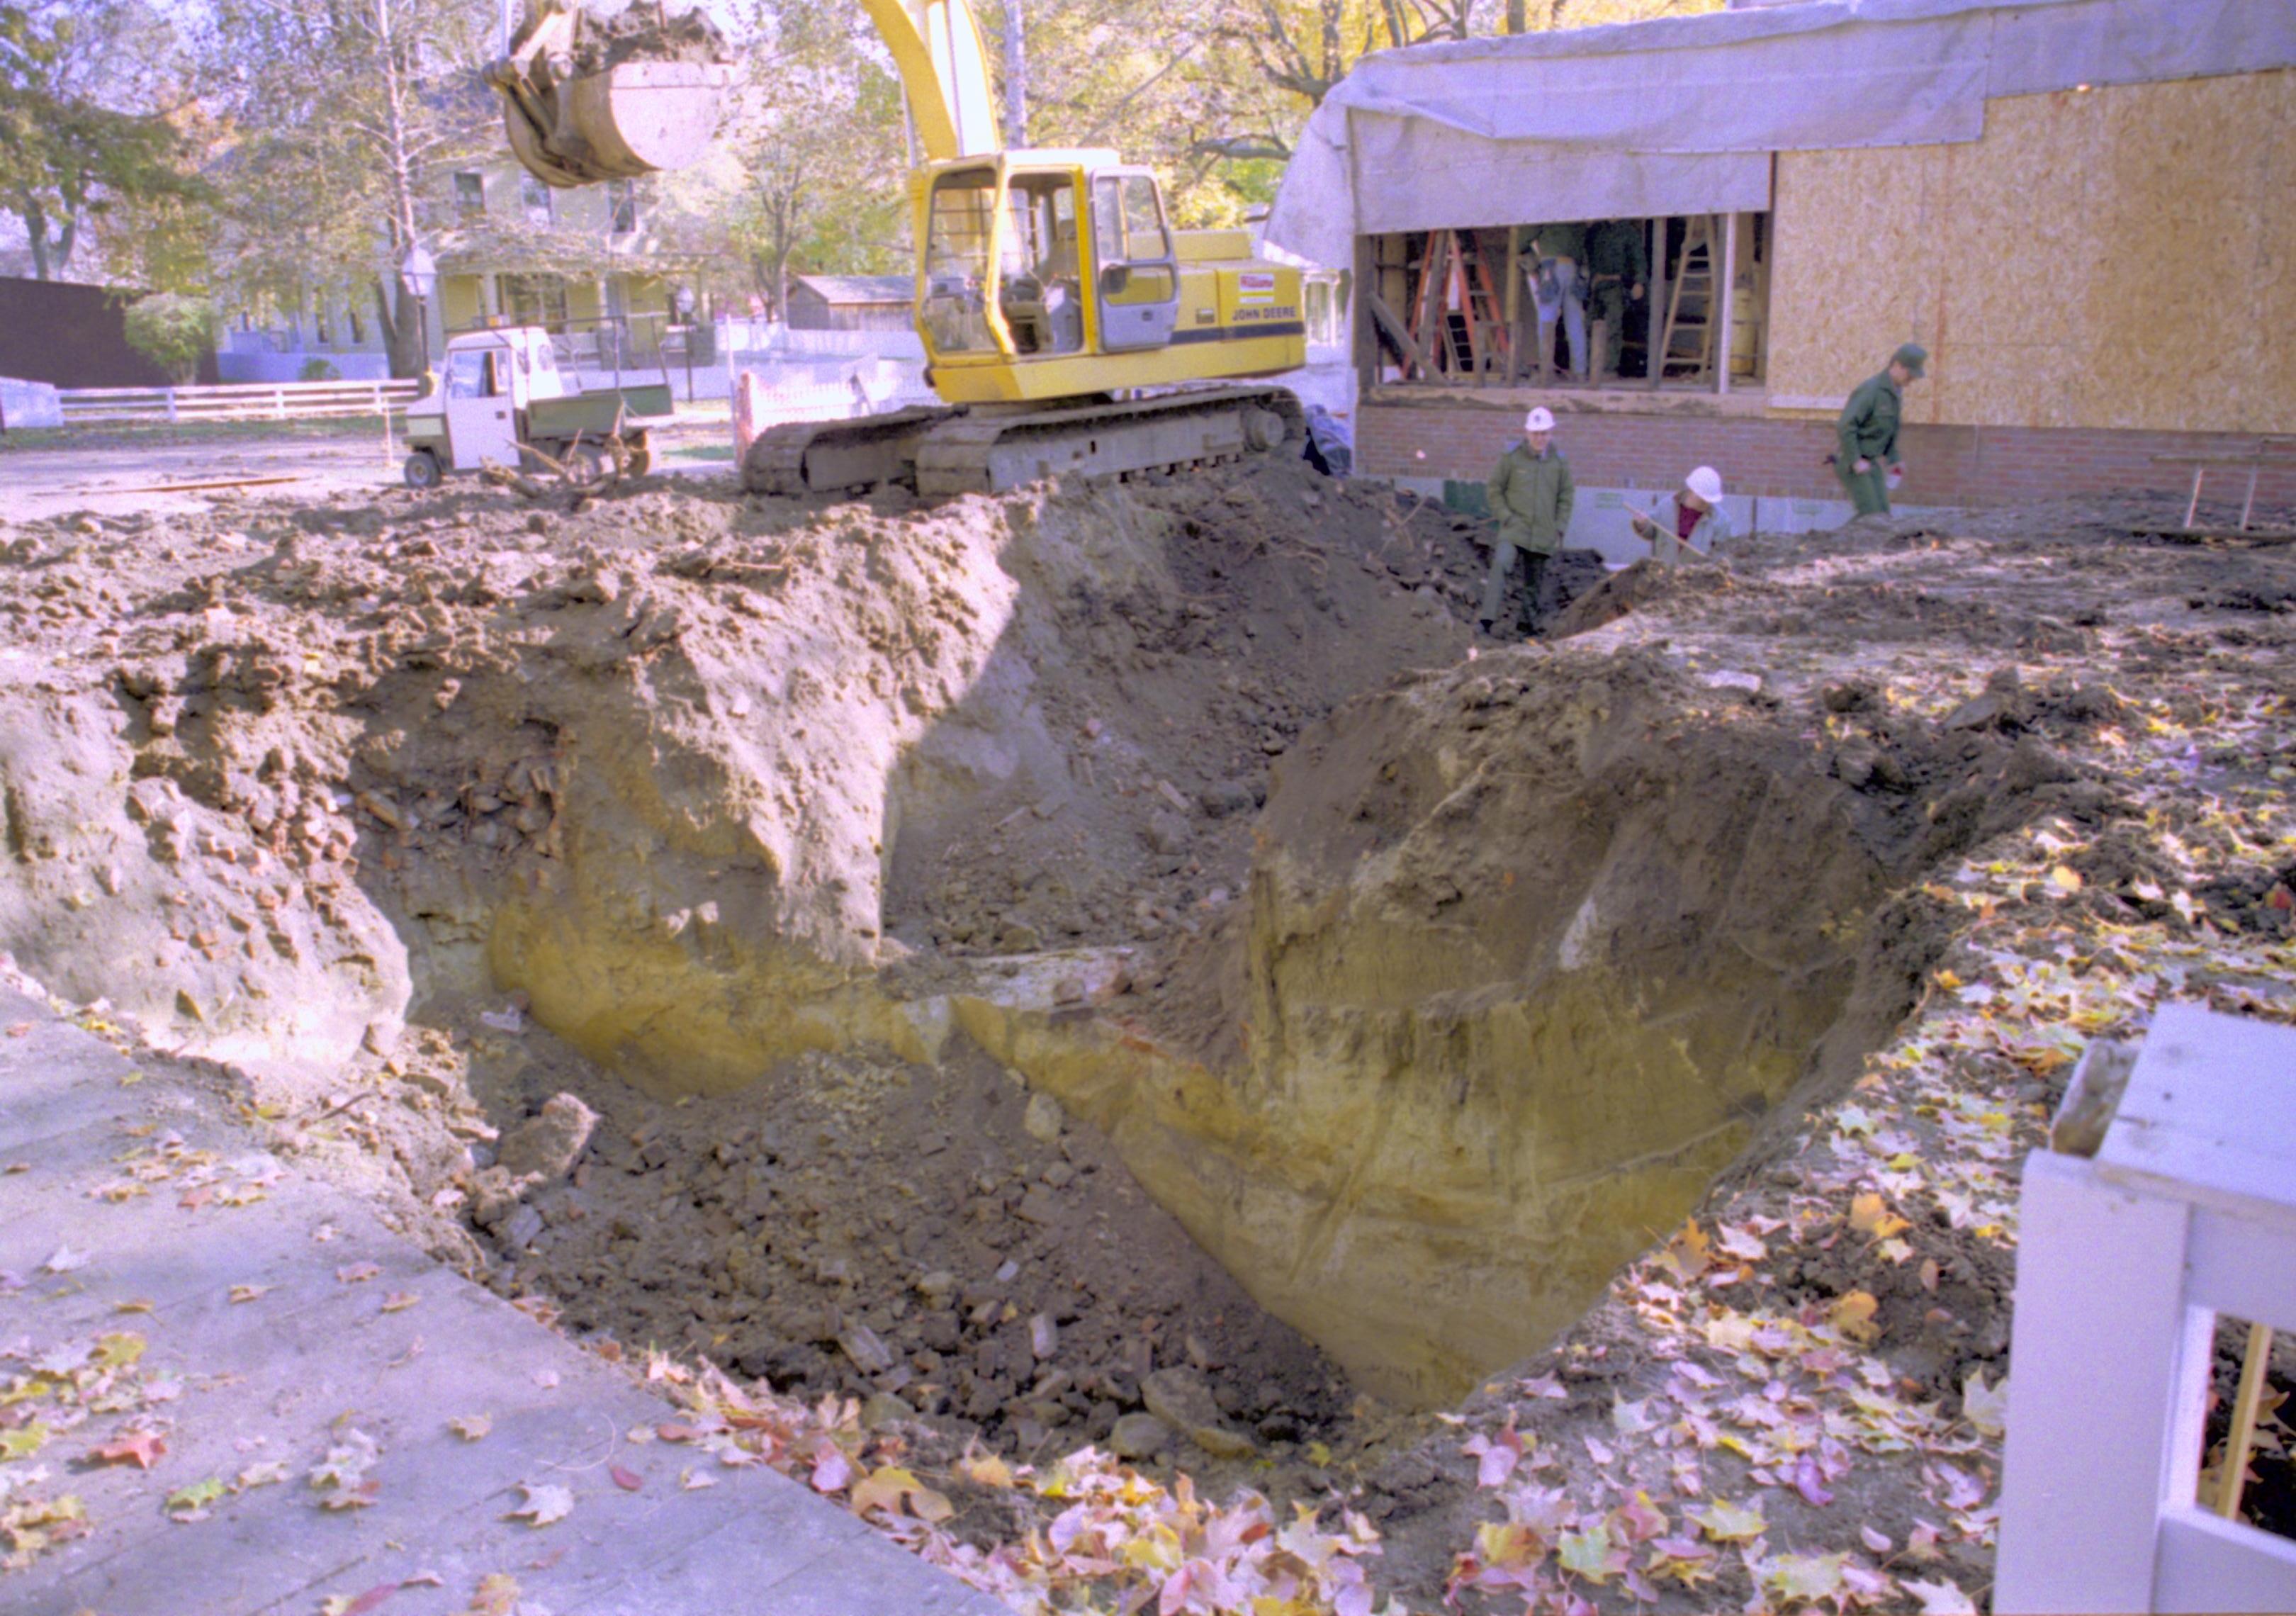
0,461,2132,1483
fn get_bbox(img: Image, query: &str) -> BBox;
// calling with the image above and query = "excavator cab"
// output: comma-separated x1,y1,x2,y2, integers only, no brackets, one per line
915,153,1280,405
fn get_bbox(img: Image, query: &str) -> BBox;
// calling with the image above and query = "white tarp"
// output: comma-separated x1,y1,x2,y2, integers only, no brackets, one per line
1266,0,2296,268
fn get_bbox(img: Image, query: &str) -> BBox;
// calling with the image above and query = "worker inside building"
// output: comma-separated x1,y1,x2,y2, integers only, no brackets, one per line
1366,213,1768,391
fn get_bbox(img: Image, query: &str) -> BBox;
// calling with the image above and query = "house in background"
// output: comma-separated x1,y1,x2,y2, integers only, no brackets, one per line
220,159,707,383
786,275,915,333
1266,0,2296,554
433,162,703,369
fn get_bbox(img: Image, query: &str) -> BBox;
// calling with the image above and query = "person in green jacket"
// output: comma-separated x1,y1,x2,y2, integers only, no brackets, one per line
1584,218,1648,380
1480,407,1576,635
1835,342,1927,515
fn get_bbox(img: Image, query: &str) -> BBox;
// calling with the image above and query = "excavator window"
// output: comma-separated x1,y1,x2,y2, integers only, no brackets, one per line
923,170,998,355
1092,176,1178,310
999,174,1084,357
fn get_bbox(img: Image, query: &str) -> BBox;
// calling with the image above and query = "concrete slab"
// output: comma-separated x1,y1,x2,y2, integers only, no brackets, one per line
0,996,1010,1616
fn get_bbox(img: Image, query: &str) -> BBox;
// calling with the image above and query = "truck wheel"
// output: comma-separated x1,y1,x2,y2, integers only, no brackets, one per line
403,450,442,489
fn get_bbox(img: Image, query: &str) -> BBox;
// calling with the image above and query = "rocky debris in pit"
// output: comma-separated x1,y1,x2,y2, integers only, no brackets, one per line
482,1040,1350,1461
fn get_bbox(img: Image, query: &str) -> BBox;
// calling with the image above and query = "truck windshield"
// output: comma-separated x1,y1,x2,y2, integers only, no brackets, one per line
923,170,997,354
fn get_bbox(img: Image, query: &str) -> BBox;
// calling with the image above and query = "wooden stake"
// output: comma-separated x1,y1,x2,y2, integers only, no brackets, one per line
2215,1320,2275,1520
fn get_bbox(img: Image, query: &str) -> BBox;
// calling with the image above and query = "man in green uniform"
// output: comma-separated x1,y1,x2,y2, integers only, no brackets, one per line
1835,343,1927,515
1584,218,1648,381
1481,406,1576,636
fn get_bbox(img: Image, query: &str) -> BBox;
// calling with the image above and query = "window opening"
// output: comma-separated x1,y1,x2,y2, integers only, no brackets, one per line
1092,176,1176,310
999,173,1084,356
446,349,488,400
609,180,638,235
520,175,553,228
1365,213,1769,392
455,172,485,218
922,169,998,355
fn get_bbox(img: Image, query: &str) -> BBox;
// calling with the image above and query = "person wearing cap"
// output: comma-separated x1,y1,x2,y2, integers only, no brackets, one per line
1480,406,1576,635
1630,466,1734,563
1835,343,1927,515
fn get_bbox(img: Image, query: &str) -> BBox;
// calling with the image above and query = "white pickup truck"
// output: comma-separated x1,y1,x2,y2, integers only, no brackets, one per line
401,324,674,487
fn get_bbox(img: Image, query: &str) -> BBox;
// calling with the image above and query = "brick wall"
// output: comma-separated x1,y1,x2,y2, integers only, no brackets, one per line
1359,397,2296,509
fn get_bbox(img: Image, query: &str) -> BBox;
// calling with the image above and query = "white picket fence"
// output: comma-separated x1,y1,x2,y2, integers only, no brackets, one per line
57,378,424,426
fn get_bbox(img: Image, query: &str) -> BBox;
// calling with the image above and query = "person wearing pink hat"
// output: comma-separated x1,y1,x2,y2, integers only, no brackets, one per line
1480,406,1575,636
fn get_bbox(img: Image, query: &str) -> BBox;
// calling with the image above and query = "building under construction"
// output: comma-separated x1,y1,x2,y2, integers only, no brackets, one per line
1265,0,2296,546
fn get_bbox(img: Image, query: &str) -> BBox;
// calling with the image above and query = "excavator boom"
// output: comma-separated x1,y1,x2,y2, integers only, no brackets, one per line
485,0,1309,499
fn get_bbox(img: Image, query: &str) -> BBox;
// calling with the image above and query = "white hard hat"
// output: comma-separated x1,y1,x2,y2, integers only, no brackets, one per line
1524,407,1556,432
1685,465,1724,504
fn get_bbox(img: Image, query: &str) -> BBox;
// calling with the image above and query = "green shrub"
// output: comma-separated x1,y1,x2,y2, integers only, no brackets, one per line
297,356,342,383
122,295,221,384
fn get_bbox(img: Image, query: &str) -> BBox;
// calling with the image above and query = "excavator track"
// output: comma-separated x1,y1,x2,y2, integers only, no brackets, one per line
741,406,956,498
739,388,1304,500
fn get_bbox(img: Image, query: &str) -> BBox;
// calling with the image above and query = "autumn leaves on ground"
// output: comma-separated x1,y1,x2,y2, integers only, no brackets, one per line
4,464,2295,1615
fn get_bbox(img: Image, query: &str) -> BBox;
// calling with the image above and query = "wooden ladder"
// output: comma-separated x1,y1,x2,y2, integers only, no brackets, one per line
1407,229,1512,381
1655,215,1720,383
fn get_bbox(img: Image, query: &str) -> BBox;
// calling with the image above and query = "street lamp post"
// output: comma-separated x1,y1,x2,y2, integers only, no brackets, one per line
400,243,438,380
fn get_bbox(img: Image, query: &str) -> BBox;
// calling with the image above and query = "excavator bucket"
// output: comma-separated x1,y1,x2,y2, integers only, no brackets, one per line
488,1,733,189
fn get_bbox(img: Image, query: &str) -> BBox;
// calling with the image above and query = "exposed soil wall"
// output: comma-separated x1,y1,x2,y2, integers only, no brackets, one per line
0,462,2137,1427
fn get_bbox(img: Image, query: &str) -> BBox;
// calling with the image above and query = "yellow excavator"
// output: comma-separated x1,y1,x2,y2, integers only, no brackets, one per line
487,0,1307,497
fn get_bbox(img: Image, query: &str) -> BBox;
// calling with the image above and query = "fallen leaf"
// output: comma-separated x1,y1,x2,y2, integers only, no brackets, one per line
1558,1522,1628,1584
94,1331,146,1368
1714,1223,1769,1263
1830,1289,1882,1344
1849,1193,1911,1241
320,1584,400,1616
507,1481,573,1527
1961,1371,2009,1438
2050,865,2083,892
678,1467,716,1491
91,1430,168,1469
449,1415,491,1442
380,1292,420,1313
40,1245,91,1274
961,1451,1013,1488
467,1573,522,1616
319,1478,381,1510
113,1298,156,1315
236,1459,291,1488
1904,1577,1980,1615
609,1464,643,1492
810,1442,855,1494
165,1476,227,1521
1688,1499,1767,1544
229,1284,272,1303
1656,1219,1713,1284
1765,1551,1848,1605
1859,1524,1893,1555
335,1262,381,1285
1,1423,52,1460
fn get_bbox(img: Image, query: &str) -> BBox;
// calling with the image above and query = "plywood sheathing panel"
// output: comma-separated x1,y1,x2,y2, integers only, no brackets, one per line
1768,69,2296,435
